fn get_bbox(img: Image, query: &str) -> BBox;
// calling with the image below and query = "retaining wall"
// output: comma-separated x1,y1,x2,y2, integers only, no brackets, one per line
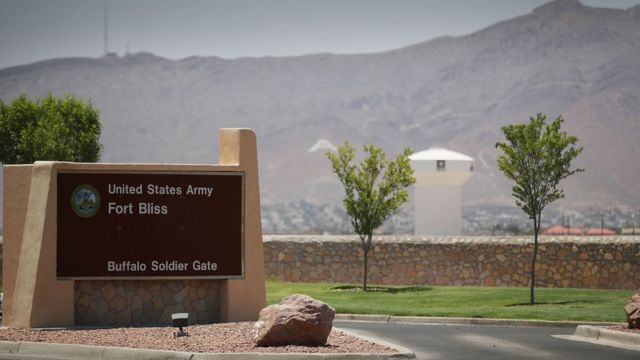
263,235,640,289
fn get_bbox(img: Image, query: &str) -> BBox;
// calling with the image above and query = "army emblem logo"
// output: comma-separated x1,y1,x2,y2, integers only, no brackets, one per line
71,184,100,218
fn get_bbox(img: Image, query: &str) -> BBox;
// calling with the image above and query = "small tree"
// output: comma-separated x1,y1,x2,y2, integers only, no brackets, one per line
495,113,583,304
327,143,415,290
0,93,102,164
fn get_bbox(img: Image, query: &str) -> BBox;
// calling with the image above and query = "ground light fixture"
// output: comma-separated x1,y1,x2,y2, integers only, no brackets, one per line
172,313,189,337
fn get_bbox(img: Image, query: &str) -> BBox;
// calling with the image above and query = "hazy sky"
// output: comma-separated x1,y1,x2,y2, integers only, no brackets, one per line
1,0,639,69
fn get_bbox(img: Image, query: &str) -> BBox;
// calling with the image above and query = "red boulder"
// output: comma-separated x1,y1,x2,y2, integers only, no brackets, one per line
625,289,640,329
254,294,336,347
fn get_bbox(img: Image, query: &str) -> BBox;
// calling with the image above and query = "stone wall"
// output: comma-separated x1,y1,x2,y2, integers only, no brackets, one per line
74,280,220,326
263,235,640,289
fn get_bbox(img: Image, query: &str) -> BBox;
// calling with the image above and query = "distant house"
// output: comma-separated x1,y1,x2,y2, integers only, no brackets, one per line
543,225,564,235
585,227,616,236
543,225,616,235
543,225,584,235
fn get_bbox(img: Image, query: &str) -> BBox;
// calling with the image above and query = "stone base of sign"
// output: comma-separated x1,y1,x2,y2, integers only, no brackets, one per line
2,128,266,328
75,280,220,326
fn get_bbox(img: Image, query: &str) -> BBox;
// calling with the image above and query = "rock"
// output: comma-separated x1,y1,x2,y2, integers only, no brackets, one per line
254,294,335,347
625,289,640,329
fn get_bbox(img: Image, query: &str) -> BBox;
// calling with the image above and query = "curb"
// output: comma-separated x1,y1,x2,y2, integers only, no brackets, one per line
566,325,640,349
0,341,193,360
0,336,415,360
335,327,416,359
335,314,625,328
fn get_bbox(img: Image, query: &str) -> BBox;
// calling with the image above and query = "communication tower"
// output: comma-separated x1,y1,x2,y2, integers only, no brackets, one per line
103,0,109,55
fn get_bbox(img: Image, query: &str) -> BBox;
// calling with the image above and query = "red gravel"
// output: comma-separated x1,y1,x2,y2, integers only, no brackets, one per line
0,322,395,354
607,325,640,335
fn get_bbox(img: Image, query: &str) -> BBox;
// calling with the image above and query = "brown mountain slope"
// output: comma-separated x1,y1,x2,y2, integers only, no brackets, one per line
1,0,639,210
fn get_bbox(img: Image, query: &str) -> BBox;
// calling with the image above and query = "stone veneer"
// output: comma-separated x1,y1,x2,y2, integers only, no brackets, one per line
74,280,220,326
264,235,640,289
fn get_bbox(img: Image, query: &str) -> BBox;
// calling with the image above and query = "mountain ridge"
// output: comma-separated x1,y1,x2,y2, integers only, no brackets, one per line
1,0,639,212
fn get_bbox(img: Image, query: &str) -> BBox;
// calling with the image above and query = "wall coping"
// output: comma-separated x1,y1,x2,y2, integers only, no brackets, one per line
263,234,640,245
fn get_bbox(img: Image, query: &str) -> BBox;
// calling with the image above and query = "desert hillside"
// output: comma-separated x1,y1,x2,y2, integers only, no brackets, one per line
1,0,639,212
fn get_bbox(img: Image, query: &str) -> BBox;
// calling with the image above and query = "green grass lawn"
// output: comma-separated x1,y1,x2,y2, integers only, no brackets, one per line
267,280,632,323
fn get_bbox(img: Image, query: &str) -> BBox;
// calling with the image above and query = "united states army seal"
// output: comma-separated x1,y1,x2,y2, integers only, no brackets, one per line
71,184,100,218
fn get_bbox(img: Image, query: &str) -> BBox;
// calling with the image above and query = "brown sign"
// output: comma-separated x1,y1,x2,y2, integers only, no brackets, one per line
57,172,244,279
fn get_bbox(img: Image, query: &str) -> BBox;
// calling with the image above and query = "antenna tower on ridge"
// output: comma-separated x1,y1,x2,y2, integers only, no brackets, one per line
103,0,109,55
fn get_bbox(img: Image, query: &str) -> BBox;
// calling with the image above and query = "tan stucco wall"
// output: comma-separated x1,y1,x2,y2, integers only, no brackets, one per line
218,128,267,322
3,162,75,327
2,128,266,328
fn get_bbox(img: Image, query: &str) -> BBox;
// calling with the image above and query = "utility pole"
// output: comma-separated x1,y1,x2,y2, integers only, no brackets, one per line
600,213,604,235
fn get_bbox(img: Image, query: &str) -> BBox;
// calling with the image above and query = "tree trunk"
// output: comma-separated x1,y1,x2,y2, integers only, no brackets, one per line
363,247,368,291
530,218,539,305
362,233,372,291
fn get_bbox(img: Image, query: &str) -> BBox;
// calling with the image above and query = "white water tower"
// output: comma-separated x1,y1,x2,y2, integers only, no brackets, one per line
410,148,474,236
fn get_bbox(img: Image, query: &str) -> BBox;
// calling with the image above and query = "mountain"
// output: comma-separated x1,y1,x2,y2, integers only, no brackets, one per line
2,0,640,213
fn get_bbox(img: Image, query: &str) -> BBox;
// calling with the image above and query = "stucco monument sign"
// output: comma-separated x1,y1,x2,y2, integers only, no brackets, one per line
2,128,266,328
57,172,244,278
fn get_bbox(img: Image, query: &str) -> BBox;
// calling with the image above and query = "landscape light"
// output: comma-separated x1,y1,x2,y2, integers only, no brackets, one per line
171,313,189,337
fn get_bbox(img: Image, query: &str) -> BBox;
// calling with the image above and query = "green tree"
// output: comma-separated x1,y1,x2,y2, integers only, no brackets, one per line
327,142,415,290
0,93,102,163
495,113,583,304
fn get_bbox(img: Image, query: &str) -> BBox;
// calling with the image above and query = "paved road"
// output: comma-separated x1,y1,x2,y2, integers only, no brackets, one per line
336,320,639,360
0,321,636,359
